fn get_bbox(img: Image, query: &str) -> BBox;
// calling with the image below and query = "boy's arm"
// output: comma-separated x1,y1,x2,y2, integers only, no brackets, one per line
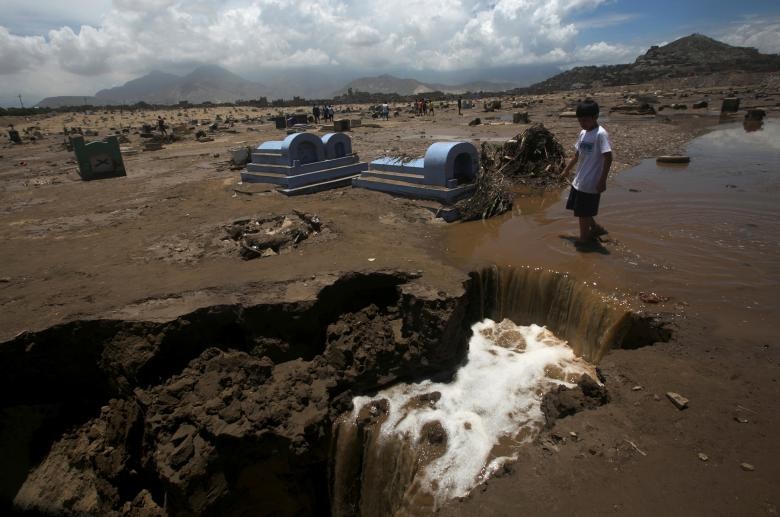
596,151,613,193
561,151,579,178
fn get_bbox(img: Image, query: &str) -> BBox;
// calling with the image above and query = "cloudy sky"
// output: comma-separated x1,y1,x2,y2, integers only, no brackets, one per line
1,0,779,105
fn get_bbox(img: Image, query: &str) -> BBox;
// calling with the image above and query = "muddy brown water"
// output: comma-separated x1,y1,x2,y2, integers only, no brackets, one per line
444,119,780,343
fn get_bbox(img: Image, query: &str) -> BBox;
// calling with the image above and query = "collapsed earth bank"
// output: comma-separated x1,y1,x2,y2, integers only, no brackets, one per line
1,268,669,516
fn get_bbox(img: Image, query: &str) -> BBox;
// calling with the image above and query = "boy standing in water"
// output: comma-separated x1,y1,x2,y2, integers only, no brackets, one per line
561,100,612,246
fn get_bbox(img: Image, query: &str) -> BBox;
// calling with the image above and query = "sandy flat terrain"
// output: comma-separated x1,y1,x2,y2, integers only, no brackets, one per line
2,81,778,516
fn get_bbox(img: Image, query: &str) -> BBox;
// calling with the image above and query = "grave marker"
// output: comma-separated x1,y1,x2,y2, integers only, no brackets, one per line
71,135,127,181
241,132,367,195
353,141,478,205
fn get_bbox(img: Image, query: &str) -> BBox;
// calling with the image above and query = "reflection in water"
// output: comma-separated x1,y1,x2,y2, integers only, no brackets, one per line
700,116,780,151
444,120,780,341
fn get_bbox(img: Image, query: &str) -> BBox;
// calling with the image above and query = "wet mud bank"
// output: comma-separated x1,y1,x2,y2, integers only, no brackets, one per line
1,268,671,516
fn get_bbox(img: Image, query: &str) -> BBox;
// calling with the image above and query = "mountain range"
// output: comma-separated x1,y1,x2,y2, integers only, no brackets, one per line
38,66,269,107
37,67,520,107
35,34,780,107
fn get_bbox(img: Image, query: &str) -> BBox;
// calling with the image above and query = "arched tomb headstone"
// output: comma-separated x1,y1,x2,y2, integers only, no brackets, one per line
353,141,478,205
241,132,367,196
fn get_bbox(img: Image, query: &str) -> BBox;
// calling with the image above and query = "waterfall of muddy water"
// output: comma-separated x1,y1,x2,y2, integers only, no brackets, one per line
443,120,780,342
473,265,635,362
331,319,597,516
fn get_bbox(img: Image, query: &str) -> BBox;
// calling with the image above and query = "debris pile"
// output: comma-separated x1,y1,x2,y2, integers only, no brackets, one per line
457,123,567,220
224,210,323,260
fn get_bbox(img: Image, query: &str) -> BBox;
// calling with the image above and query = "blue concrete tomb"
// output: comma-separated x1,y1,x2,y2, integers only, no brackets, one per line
241,132,367,195
352,141,478,204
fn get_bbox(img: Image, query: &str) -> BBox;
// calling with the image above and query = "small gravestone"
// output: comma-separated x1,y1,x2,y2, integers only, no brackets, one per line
333,119,351,132
71,135,127,181
721,97,740,113
513,112,529,124
291,114,309,125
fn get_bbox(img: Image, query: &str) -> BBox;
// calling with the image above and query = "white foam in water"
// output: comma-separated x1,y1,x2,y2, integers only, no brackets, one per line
351,319,598,506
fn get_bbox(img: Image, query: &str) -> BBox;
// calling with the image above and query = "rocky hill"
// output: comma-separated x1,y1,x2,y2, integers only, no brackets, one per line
527,34,780,92
36,96,101,108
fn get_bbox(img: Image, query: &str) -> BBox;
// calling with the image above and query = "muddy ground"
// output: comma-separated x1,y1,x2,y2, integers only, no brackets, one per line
1,77,779,516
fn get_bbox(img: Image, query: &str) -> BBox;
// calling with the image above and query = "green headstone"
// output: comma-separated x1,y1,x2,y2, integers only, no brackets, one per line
71,135,127,181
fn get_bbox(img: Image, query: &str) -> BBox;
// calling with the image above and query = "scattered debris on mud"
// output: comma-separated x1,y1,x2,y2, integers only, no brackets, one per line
457,124,568,220
224,210,326,260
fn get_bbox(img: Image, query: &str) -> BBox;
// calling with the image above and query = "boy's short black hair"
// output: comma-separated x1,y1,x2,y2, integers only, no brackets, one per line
576,100,599,118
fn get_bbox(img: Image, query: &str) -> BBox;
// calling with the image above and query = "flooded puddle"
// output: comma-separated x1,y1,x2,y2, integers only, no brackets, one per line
444,120,780,341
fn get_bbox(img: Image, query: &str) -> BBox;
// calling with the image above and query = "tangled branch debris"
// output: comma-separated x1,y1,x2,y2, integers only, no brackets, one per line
456,123,568,221
225,210,322,260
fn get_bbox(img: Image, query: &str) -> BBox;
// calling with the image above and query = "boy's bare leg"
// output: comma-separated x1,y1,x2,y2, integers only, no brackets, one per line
578,217,592,242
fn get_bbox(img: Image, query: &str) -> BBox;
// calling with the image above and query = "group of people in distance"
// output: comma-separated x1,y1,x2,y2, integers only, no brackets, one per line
415,98,434,116
312,105,335,124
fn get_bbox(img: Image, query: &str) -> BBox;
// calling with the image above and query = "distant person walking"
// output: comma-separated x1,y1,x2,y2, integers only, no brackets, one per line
428,99,434,117
157,116,167,135
381,102,389,120
313,105,321,123
560,100,612,248
457,97,462,116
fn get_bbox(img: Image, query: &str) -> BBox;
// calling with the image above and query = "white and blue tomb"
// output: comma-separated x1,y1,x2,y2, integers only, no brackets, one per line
241,132,367,195
352,141,478,204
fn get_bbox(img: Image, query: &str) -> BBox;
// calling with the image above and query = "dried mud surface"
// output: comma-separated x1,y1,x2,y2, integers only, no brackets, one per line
2,79,779,516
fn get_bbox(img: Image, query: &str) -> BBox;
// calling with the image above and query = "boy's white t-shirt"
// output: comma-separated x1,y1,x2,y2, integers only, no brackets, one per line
572,125,612,194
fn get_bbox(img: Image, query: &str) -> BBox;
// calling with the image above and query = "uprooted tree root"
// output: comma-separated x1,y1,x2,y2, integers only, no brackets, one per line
457,124,568,221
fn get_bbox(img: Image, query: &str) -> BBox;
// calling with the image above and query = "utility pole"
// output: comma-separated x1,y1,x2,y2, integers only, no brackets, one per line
18,94,24,108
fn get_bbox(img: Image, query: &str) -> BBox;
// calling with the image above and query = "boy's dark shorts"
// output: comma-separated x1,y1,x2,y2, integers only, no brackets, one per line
565,186,600,217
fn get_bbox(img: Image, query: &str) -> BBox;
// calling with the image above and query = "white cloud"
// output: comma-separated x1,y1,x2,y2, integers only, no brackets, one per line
0,27,47,73
721,18,780,54
573,41,638,65
346,26,382,47
574,12,641,30
0,0,644,100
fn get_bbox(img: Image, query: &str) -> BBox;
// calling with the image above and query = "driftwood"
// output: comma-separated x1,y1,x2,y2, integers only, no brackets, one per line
457,124,567,221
